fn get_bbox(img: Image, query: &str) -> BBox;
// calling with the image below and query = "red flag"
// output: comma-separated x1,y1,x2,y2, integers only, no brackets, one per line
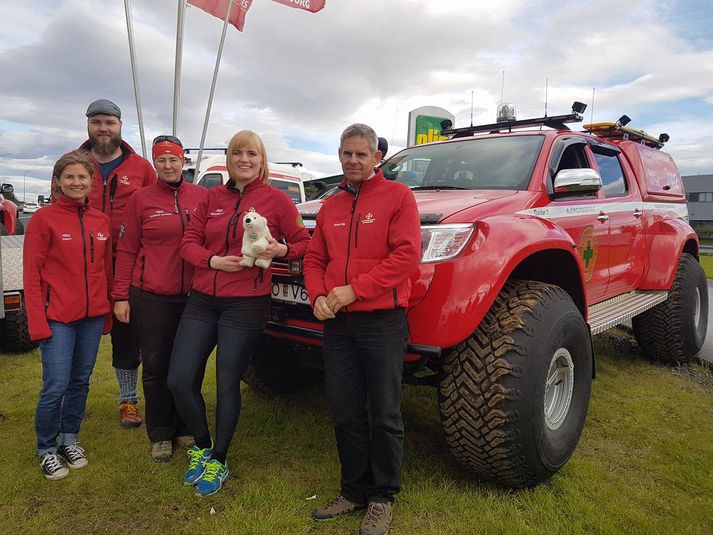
188,0,253,31
271,0,326,14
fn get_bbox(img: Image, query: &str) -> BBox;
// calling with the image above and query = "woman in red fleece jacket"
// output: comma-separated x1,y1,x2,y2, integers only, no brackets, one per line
113,135,208,462
23,151,113,480
167,130,310,497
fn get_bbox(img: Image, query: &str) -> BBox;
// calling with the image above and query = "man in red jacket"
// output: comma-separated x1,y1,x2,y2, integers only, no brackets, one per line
303,124,421,535
79,99,157,429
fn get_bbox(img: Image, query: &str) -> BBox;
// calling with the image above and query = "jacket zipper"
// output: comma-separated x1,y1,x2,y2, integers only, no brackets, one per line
354,213,361,249
140,255,146,289
344,186,360,286
109,174,118,216
213,195,243,296
175,190,186,294
89,232,95,263
78,206,90,318
253,269,264,291
45,284,51,311
393,287,398,308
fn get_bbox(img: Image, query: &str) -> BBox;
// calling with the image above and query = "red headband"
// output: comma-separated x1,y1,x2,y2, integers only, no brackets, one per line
152,141,184,163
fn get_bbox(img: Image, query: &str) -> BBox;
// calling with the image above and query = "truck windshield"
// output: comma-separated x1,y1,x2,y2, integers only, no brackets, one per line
382,135,544,190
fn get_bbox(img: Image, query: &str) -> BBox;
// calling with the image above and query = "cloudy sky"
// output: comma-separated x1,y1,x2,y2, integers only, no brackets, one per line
1,0,712,201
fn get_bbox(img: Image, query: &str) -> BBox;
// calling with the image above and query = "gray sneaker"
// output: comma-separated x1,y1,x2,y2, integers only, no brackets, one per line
151,440,173,463
360,501,393,535
311,494,366,521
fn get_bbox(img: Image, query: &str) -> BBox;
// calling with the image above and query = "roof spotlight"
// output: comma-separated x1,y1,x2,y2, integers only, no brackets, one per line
616,115,632,127
571,101,587,114
658,133,670,143
440,119,453,131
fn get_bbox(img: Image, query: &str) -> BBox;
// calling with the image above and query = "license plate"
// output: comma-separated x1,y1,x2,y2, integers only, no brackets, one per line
271,282,310,305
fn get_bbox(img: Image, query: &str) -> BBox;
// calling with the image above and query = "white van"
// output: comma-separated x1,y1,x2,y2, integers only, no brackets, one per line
185,153,311,204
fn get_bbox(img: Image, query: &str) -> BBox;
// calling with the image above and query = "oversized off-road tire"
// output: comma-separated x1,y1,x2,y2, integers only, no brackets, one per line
243,338,324,396
439,280,593,488
0,306,37,353
632,253,708,363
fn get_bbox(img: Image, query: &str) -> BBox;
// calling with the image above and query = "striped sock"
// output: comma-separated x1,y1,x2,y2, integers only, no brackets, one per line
115,367,139,403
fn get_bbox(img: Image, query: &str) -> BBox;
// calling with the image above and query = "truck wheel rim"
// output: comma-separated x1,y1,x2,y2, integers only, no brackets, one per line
544,348,574,431
694,287,702,330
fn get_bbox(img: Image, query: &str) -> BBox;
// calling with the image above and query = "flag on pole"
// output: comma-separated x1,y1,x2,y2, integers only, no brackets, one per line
271,0,326,13
188,0,253,31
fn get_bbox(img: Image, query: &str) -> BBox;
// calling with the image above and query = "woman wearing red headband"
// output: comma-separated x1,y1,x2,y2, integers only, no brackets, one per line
113,135,208,462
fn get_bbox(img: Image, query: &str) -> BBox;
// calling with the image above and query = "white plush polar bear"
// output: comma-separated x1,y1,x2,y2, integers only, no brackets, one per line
240,210,274,269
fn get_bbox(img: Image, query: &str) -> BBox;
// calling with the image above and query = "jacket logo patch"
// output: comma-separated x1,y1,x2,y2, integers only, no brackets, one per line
120,175,130,185
361,212,375,224
118,224,125,239
96,232,108,241
333,222,346,227
209,208,224,217
61,233,72,241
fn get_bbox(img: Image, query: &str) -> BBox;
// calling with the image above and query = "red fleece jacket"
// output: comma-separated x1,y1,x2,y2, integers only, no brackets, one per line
181,179,310,297
78,140,157,253
303,169,422,312
23,195,113,341
113,179,209,299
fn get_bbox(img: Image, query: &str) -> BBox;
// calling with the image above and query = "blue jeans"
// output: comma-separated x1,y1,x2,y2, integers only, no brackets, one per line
35,316,104,456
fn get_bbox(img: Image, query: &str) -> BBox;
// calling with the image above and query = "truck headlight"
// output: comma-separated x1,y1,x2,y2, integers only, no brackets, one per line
420,224,474,263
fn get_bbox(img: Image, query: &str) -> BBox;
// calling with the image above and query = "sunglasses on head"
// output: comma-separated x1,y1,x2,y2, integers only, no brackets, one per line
152,135,183,147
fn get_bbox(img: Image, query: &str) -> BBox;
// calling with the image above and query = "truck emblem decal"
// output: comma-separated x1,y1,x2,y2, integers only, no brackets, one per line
579,225,598,281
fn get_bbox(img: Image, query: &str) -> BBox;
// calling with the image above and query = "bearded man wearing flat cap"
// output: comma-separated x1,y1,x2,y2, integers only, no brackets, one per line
78,99,156,429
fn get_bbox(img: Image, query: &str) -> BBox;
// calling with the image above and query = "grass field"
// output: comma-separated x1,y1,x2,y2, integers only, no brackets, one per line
1,334,712,535
698,254,713,279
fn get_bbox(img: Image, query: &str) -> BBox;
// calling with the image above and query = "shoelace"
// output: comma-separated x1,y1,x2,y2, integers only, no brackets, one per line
42,454,64,472
63,443,85,460
364,503,387,526
187,448,208,470
201,460,223,482
122,404,140,418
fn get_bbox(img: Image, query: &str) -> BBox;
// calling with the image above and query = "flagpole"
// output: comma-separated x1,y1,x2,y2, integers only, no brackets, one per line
195,0,233,177
123,0,147,158
173,0,187,137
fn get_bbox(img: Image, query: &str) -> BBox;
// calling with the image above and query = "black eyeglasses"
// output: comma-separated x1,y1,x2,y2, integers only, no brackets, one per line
152,135,183,147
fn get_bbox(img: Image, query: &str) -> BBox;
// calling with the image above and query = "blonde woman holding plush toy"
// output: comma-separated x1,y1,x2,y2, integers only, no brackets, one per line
168,130,310,497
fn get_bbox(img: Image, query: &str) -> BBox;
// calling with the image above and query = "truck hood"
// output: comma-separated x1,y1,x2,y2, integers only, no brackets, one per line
297,189,519,222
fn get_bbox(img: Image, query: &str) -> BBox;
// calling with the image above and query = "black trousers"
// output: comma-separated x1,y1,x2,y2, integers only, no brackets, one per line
167,291,270,462
322,308,408,504
111,262,140,370
130,287,190,442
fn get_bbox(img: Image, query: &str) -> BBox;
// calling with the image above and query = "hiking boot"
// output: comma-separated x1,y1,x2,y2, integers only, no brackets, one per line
311,494,366,521
183,444,213,485
174,435,195,449
57,443,88,469
151,440,173,463
39,452,69,480
118,401,143,428
194,459,229,497
360,501,393,535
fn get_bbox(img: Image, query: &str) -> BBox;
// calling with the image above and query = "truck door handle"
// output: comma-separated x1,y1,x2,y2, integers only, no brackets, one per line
597,212,609,222
633,208,643,218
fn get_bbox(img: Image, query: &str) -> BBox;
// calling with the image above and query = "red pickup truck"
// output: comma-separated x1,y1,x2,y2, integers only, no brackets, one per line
251,103,706,489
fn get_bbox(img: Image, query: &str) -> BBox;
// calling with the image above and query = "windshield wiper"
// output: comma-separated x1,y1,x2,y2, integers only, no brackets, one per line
411,185,469,190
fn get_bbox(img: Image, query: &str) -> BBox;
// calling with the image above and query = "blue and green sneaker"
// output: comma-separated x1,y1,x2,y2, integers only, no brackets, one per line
182,444,213,486
194,459,229,497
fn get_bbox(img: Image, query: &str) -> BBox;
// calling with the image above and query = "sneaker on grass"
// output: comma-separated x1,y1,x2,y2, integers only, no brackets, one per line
40,452,69,480
118,401,143,429
194,459,229,497
311,494,367,521
174,435,195,449
58,443,88,469
183,444,213,485
151,440,173,463
359,501,394,535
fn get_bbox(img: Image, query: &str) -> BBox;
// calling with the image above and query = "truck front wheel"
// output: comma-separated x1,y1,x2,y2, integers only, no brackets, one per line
0,306,37,353
632,253,708,363
438,280,592,488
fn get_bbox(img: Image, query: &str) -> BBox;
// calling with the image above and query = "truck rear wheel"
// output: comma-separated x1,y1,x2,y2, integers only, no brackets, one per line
242,338,323,396
632,253,707,363
0,306,37,353
438,280,592,488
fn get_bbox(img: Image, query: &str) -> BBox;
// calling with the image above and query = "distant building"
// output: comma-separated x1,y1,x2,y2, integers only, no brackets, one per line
682,174,713,228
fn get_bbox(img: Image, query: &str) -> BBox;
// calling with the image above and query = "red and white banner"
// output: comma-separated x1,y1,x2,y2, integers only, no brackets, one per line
271,0,326,14
188,0,253,31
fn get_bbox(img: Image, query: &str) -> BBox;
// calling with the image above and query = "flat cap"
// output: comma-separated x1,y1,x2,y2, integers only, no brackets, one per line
86,99,121,119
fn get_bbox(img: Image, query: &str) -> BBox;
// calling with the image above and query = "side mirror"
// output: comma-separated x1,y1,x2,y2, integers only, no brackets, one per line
553,168,602,195
1,183,14,195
